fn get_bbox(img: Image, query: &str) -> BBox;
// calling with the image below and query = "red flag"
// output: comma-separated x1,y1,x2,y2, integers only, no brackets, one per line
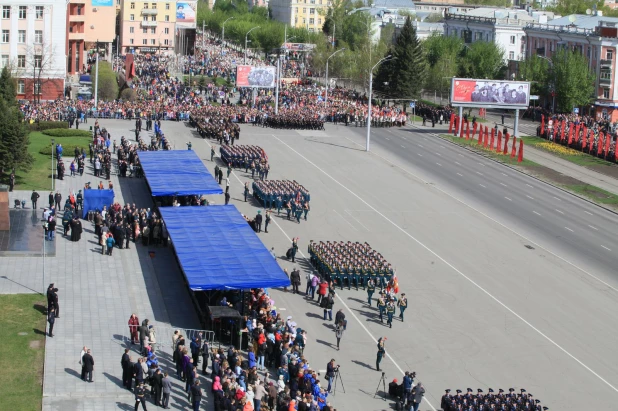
511,136,517,158
568,123,574,145
490,130,495,150
472,121,478,138
582,126,587,150
518,139,524,162
540,115,545,137
588,129,593,152
465,120,470,139
478,125,483,145
575,124,581,146
460,120,465,138
496,131,502,153
503,132,510,155
560,121,566,142
598,132,604,155
605,132,611,157
448,113,454,133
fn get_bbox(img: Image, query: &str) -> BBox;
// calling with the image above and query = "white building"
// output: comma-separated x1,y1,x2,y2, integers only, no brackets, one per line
444,8,555,62
0,1,66,101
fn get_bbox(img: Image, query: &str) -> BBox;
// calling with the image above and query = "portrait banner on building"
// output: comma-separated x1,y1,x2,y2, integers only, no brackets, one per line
451,78,531,108
176,1,197,29
236,65,276,88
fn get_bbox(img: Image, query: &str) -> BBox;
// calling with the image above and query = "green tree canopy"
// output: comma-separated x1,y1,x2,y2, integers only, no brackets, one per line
92,61,119,102
458,41,506,80
0,97,32,174
0,67,16,105
552,48,595,112
517,55,550,97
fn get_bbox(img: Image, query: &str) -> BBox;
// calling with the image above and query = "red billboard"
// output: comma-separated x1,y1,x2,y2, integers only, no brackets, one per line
236,65,276,88
451,78,531,108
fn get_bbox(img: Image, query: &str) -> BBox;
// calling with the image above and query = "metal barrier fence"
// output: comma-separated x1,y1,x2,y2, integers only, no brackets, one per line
154,325,215,349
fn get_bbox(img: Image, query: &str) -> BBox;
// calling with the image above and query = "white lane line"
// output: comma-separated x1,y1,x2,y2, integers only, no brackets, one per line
417,153,423,157
565,227,574,232
458,154,464,157
276,134,618,397
585,211,593,216
402,137,407,140
602,245,612,251
423,138,428,141
478,163,486,167
436,152,442,156
457,173,463,177
440,145,445,149
479,184,487,188
476,171,484,176
345,209,371,231
500,183,508,187
501,173,508,177
418,144,424,148
436,163,442,167
505,197,512,201
533,211,542,216
553,196,562,201
455,161,461,166
588,225,599,231
332,209,358,231
526,195,535,200
555,209,565,215
526,184,534,188
401,145,406,148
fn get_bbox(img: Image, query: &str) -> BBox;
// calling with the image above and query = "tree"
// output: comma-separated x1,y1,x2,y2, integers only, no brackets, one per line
24,40,57,105
546,0,604,15
552,48,595,112
0,97,33,174
518,55,550,98
375,17,426,102
0,66,16,104
91,61,119,101
465,0,509,6
458,41,506,79
424,13,443,23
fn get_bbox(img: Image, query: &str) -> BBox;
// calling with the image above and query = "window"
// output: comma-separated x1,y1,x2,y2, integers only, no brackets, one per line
309,18,314,24
150,27,156,34
165,15,169,21
17,55,25,68
19,6,26,19
603,88,610,99
2,6,9,19
142,38,147,45
35,30,43,43
143,3,148,8
17,80,25,94
0,55,7,67
2,30,9,43
129,26,134,33
309,8,315,13
601,70,612,80
130,2,135,9
18,30,25,43
607,50,614,60
130,38,134,44
152,3,157,8
164,39,169,45
36,6,43,19
143,15,148,21
143,27,147,33
302,7,306,13
510,35,516,44
303,18,306,24
475,32,482,40
165,3,170,9
318,18,321,24
34,81,41,96
151,39,155,45
164,27,169,34
151,15,155,21
130,14,134,20
509,51,515,60
34,55,42,69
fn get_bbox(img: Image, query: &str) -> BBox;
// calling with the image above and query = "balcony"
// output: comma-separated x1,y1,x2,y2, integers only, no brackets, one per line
600,77,612,85
141,20,157,27
141,9,158,15
601,59,613,67
68,14,85,22
68,32,86,40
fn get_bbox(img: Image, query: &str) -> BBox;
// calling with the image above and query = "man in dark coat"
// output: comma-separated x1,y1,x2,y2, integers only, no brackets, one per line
162,372,172,408
70,218,82,241
121,349,132,389
255,211,263,232
48,192,54,208
152,368,164,406
290,268,301,294
54,192,62,209
81,349,94,382
31,190,40,209
115,224,125,249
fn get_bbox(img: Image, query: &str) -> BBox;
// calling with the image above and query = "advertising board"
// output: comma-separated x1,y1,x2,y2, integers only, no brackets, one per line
451,78,531,108
236,65,277,88
176,1,197,29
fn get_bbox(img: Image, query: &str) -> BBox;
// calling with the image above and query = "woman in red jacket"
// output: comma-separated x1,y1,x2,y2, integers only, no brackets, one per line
317,279,329,305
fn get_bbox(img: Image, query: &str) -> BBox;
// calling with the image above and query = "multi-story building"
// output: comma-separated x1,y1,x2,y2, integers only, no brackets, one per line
119,0,176,55
66,0,116,75
0,1,66,101
269,0,330,31
445,8,555,62
524,13,618,121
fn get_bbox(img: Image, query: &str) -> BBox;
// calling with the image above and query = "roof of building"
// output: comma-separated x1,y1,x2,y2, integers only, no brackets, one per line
457,7,535,21
545,14,618,29
363,0,415,9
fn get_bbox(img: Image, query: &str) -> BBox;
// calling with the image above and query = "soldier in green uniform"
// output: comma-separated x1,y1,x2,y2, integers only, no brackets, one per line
397,293,407,322
377,294,386,323
378,267,386,289
244,182,250,202
376,337,386,371
366,278,376,306
276,195,283,215
386,301,396,328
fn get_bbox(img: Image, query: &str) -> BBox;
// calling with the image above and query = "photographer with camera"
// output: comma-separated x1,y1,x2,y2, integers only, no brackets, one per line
326,359,339,393
403,371,415,400
376,337,386,371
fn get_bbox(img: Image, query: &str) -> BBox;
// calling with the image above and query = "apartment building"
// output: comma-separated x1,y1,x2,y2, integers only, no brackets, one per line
269,0,330,31
0,1,66,101
119,0,176,54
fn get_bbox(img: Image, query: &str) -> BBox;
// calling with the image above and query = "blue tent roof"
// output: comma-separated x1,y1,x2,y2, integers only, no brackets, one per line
138,150,222,196
159,206,291,291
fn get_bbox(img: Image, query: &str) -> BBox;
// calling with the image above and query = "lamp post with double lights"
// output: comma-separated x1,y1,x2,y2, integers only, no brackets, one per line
324,48,345,106
244,26,260,64
221,17,234,50
366,55,395,152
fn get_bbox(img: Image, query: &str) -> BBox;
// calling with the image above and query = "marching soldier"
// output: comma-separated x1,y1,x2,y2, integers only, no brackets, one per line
366,278,376,306
377,294,386,323
386,300,396,328
397,293,407,321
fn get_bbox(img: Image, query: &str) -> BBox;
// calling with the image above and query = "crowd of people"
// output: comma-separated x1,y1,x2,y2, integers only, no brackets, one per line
440,388,548,411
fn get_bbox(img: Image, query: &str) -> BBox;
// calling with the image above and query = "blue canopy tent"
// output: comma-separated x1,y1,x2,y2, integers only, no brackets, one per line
138,150,222,197
159,206,291,291
82,189,115,219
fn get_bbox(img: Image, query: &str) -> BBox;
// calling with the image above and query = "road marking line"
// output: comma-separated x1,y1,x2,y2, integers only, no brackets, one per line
455,161,461,166
476,171,484,176
602,245,612,251
553,196,562,201
458,154,464,157
276,134,618,398
345,209,371,231
478,163,486,167
440,145,445,149
501,173,508,177
423,138,428,141
418,144,424,148
417,153,423,157
588,225,599,231
401,145,405,148
526,184,534,188
565,227,574,232
332,209,358,231
533,211,541,216
436,153,442,156
436,163,442,166
505,197,512,201
526,195,534,200
479,184,487,188
457,173,463,177
555,209,564,214
500,183,508,187
385,137,390,140
584,211,593,216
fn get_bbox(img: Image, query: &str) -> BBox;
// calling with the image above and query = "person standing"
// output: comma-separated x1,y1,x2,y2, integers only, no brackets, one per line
106,234,116,256
201,339,209,375
128,314,140,345
244,182,249,202
376,337,386,371
334,321,344,351
322,291,334,321
377,294,386,323
161,372,172,409
47,307,56,337
254,380,266,411
264,210,271,233
48,192,54,208
9,172,14,191
290,268,301,294
134,381,147,410
411,381,425,411
290,238,298,263
254,211,263,232
386,300,396,329
31,190,40,209
47,218,56,241
211,146,215,161
366,278,376,306
82,349,94,382
54,191,62,210
190,379,202,411
224,190,231,205
121,350,132,389
51,287,60,318
152,368,163,406
397,293,407,321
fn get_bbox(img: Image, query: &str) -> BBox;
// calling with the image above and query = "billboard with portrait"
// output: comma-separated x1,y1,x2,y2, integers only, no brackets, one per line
176,1,197,29
451,78,531,108
236,65,277,88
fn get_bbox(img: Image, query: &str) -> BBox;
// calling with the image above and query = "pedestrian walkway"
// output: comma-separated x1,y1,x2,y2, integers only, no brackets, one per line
0,120,203,410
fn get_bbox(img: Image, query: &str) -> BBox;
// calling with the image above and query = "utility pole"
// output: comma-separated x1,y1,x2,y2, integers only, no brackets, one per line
366,55,394,152
244,26,260,64
94,40,99,112
275,56,280,114
325,48,345,105
222,16,234,51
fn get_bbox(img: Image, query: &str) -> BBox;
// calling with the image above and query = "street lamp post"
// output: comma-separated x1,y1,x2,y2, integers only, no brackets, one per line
221,17,234,50
366,55,394,152
51,138,55,191
244,26,260,64
325,48,345,106
537,55,555,113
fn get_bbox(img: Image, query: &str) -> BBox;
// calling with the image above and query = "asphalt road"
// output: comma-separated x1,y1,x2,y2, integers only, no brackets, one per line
109,119,618,411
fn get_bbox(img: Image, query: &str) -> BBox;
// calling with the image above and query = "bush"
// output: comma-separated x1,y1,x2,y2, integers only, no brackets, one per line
27,121,68,131
42,129,92,138
120,88,137,102
39,143,88,156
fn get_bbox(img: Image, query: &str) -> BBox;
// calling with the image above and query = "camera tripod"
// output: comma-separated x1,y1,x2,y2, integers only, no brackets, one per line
373,371,387,401
331,368,346,395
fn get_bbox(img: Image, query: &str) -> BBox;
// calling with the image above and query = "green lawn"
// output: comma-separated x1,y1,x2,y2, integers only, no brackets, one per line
439,134,537,166
12,132,92,191
518,136,611,167
561,184,618,205
0,294,46,411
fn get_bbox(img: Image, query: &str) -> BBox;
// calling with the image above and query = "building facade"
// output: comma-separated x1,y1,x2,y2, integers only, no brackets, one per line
524,14,618,121
119,0,176,55
66,0,117,75
269,0,330,31
0,1,66,101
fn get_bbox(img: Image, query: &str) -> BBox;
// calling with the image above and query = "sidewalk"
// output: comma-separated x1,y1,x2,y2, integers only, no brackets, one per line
1,120,202,411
